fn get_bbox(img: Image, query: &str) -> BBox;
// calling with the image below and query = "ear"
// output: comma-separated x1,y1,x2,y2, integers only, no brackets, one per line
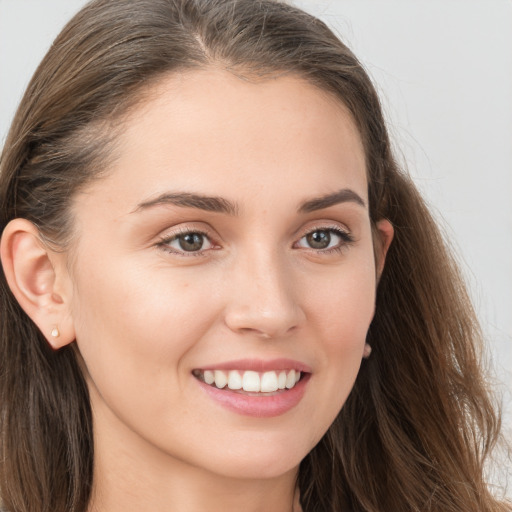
374,218,394,280
0,218,75,349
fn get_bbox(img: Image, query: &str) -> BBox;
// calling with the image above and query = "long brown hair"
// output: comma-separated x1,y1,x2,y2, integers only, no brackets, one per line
0,1,509,511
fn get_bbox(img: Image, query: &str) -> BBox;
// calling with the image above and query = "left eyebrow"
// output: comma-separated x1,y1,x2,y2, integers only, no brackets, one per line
298,188,366,213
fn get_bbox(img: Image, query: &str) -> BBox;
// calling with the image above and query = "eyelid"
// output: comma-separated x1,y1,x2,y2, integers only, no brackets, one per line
296,221,352,239
294,224,355,252
155,224,220,257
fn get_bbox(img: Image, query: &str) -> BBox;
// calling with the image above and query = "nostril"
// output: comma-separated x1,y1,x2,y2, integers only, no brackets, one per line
224,309,304,340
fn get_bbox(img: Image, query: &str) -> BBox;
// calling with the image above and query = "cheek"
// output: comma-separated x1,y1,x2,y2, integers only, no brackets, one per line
309,257,376,347
303,256,376,417
69,258,219,400
69,267,223,455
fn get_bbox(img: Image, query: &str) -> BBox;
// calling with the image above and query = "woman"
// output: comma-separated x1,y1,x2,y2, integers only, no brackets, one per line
0,0,509,511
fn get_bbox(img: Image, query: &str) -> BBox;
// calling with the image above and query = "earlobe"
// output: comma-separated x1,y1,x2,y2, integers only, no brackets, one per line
374,218,394,279
0,218,75,349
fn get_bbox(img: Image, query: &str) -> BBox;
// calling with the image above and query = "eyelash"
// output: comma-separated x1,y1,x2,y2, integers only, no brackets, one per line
156,227,214,258
156,226,354,257
296,226,355,254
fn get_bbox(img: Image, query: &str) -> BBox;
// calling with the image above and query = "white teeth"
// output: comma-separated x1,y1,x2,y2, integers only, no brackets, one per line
227,370,242,390
285,369,296,389
260,371,279,392
242,371,260,392
214,370,228,389
199,369,303,392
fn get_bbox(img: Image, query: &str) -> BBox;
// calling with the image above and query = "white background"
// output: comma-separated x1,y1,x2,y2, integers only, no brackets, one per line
1,0,511,481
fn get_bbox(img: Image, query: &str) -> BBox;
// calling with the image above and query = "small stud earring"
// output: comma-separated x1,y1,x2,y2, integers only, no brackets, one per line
51,327,60,338
363,343,372,358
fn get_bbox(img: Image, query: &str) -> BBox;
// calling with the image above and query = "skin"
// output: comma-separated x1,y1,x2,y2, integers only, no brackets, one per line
1,69,393,512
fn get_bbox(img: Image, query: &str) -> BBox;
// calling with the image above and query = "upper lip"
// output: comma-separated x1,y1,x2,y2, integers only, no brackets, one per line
194,358,312,373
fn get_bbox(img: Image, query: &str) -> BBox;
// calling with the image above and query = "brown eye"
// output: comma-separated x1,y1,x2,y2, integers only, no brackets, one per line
296,227,353,252
178,233,205,251
306,230,331,249
164,231,213,253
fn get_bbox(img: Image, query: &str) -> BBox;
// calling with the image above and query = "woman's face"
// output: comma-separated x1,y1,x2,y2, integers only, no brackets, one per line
65,69,390,480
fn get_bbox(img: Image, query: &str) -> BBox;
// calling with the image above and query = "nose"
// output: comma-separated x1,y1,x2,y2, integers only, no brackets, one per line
223,247,305,339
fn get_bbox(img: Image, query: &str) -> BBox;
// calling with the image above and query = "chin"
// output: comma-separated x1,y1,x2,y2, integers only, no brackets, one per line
209,457,301,481
194,434,311,480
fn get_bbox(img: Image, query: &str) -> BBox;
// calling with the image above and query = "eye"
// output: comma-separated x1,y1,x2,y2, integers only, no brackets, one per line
296,227,353,251
159,230,213,254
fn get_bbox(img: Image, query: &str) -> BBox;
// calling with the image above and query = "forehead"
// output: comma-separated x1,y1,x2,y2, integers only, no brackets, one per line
77,69,367,215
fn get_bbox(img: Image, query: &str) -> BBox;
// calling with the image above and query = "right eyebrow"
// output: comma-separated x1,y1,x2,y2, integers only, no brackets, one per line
132,192,239,216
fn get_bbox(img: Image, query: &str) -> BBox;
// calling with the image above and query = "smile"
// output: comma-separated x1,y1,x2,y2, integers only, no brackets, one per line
193,359,311,417
193,369,302,393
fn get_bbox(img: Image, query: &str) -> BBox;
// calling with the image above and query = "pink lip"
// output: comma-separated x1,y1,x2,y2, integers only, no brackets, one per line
196,358,312,373
196,373,311,418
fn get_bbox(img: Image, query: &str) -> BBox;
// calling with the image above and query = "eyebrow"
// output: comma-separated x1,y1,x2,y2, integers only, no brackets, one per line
133,188,365,216
134,192,239,215
298,188,366,213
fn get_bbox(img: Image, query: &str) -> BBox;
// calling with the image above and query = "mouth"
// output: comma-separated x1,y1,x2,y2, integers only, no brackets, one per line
192,368,305,395
192,360,311,417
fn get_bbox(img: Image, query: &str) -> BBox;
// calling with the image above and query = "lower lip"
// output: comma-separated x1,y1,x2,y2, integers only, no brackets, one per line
196,374,310,418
